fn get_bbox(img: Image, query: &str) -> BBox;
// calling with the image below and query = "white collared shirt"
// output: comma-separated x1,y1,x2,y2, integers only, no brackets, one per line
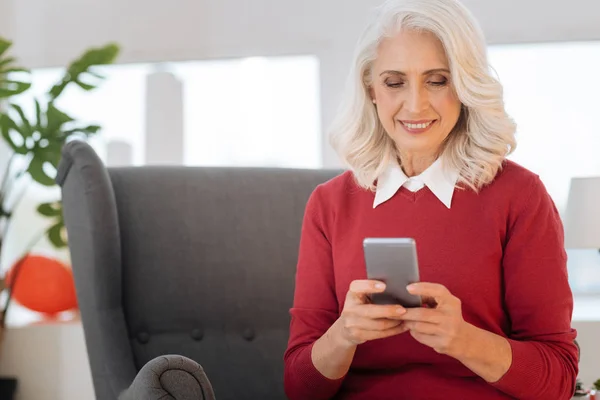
373,158,460,209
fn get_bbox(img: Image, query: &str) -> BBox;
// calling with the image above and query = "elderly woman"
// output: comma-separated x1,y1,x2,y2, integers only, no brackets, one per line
283,0,578,399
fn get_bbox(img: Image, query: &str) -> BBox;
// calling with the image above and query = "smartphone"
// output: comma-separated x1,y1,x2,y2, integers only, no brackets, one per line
363,237,422,308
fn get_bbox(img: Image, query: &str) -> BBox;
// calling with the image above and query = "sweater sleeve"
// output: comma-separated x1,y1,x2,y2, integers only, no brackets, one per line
490,175,579,400
283,185,345,400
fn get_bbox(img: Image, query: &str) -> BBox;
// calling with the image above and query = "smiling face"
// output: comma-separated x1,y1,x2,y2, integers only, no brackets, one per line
369,29,462,163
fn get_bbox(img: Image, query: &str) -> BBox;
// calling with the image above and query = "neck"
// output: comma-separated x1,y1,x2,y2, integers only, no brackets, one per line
397,152,438,177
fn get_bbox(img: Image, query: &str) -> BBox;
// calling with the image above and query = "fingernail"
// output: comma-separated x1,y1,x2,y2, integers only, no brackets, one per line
407,284,417,291
375,283,385,289
396,307,406,314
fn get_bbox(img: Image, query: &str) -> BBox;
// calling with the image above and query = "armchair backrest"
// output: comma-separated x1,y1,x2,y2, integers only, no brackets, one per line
57,140,340,399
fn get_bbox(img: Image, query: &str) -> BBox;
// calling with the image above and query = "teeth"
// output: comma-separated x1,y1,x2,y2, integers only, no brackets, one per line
403,121,432,129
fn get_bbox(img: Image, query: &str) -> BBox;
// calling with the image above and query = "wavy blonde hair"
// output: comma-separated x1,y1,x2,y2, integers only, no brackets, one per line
329,0,516,192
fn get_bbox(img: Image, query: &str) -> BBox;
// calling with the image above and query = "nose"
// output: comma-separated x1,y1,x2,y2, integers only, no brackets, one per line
404,85,429,114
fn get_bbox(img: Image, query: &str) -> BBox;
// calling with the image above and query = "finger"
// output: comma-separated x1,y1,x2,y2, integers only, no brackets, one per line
361,322,409,341
346,280,386,305
404,321,441,335
407,283,454,307
346,316,404,331
349,279,386,294
409,330,437,346
351,304,407,319
398,307,442,324
406,282,449,298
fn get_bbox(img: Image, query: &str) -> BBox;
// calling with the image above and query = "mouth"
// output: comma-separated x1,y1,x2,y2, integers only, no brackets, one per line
399,119,437,134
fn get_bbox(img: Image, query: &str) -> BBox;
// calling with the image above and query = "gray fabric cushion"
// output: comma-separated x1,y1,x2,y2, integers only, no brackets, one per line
119,355,215,400
58,140,341,399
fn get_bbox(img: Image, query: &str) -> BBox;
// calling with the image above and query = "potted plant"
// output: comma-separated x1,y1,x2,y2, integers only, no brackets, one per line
574,379,591,398
590,379,600,400
0,37,119,399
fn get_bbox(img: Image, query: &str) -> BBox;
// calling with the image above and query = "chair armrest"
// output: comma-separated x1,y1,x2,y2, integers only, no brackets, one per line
118,355,216,400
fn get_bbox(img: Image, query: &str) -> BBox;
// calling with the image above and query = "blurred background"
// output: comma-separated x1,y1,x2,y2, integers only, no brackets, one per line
0,0,599,398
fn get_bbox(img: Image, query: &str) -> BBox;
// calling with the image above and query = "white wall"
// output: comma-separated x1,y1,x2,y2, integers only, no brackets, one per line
0,323,95,400
0,0,13,40
573,321,600,388
2,0,600,398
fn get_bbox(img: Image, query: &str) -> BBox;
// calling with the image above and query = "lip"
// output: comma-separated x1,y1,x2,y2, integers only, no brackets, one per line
399,119,437,134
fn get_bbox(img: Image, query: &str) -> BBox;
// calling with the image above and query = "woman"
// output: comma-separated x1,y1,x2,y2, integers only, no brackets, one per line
283,0,578,399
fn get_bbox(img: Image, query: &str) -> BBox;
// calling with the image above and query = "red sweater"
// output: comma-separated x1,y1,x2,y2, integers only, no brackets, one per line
284,161,578,400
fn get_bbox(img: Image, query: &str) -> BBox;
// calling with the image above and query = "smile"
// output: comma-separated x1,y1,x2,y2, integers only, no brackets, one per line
400,120,436,133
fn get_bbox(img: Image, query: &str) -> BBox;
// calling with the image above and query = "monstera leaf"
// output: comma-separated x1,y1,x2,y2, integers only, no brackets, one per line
0,39,119,327
1,39,119,247
0,38,31,98
49,43,119,100
1,42,117,187
0,100,99,186
37,201,68,248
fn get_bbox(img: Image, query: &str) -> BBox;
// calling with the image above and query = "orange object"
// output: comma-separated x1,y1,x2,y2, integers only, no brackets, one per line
5,255,78,315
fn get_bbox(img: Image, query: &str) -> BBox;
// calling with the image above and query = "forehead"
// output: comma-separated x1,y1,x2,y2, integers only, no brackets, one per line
374,29,449,72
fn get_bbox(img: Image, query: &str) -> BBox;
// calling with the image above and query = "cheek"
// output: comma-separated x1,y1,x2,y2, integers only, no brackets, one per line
375,92,402,118
433,93,461,123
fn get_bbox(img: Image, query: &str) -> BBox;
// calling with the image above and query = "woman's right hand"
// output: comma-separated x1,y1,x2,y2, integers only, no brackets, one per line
336,279,409,346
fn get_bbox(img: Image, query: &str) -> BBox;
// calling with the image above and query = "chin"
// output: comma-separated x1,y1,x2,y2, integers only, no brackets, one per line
394,136,444,157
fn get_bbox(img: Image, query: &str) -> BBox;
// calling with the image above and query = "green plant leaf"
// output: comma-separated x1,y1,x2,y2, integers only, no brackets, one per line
86,71,106,80
27,156,56,186
0,114,27,154
0,206,10,218
0,57,17,70
0,80,31,98
0,38,31,99
49,42,120,99
63,124,101,138
0,37,31,97
0,38,11,57
3,103,33,140
47,220,68,248
42,142,64,168
37,202,62,217
74,81,96,91
0,57,16,69
46,102,74,135
34,99,43,128
1,67,29,74
10,103,34,137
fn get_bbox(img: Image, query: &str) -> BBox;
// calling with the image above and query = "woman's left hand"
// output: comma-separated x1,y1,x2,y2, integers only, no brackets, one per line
398,282,473,358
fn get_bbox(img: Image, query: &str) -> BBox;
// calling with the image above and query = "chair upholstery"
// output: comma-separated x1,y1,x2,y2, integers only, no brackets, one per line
118,355,215,400
57,140,340,399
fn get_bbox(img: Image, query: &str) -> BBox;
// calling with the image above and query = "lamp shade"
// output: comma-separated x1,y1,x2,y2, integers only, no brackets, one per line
564,177,600,249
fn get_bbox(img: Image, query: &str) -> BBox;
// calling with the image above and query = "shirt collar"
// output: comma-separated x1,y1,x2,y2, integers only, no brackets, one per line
373,157,459,209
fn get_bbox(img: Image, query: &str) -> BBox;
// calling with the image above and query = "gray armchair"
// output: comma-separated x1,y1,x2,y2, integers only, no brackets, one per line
56,140,338,399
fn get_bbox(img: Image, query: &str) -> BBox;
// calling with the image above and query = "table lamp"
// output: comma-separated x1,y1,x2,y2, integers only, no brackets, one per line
564,177,600,249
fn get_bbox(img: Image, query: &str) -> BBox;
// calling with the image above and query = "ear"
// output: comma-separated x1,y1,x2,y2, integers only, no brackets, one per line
368,87,376,104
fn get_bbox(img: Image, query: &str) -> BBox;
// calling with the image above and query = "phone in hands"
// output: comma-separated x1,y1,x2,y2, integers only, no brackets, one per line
363,237,422,308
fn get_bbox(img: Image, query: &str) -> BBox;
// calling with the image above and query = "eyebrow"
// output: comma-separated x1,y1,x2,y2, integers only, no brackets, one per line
379,68,451,76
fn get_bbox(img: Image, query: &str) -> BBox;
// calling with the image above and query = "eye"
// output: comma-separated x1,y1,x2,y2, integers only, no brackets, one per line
428,77,448,87
385,81,404,88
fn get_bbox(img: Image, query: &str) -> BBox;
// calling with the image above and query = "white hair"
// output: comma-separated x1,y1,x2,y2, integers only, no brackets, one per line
329,0,516,192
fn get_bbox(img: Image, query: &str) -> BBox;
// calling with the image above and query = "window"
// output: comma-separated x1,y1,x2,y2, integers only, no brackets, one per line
7,55,321,169
175,56,322,168
488,41,600,320
2,55,322,326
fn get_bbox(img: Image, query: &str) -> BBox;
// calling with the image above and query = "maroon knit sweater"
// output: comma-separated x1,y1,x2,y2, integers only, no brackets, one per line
284,161,578,400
